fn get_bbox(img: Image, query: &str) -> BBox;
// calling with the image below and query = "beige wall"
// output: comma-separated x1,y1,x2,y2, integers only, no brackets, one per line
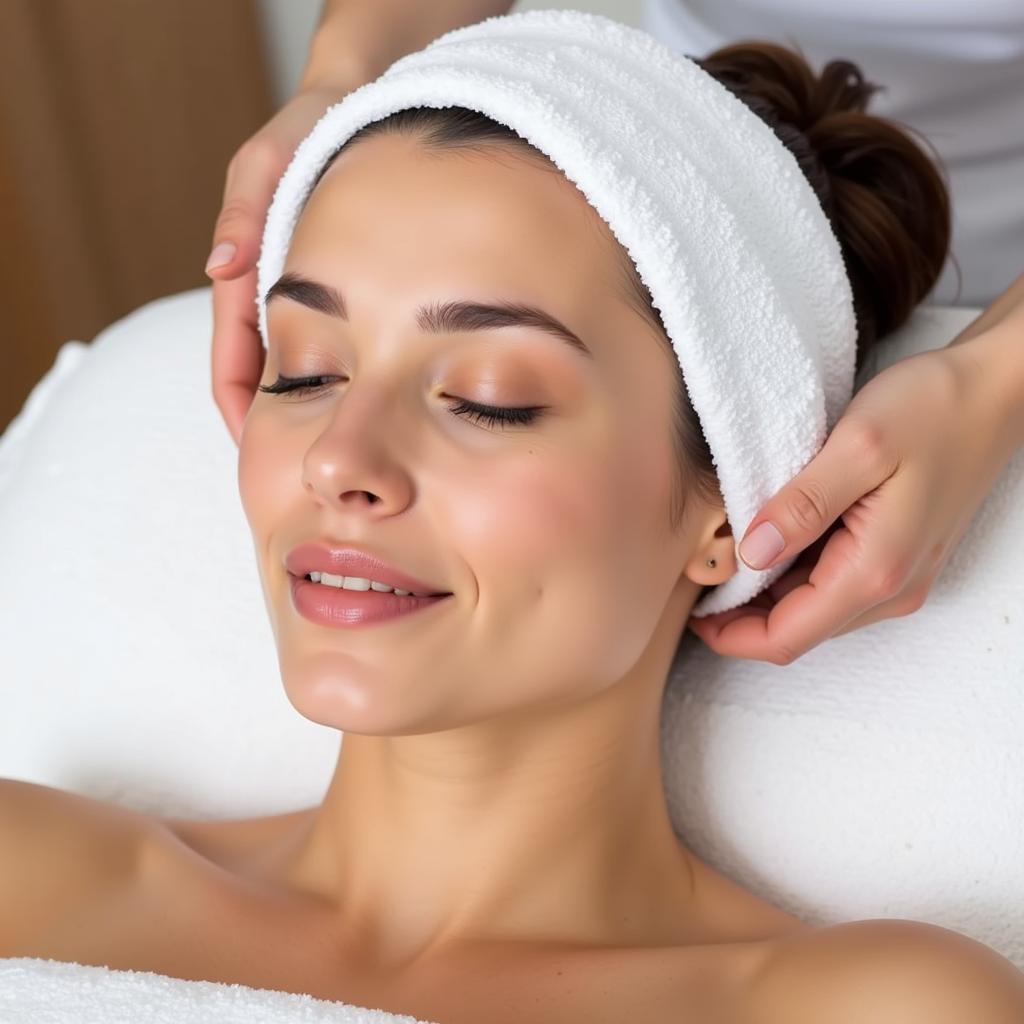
1,0,641,436
0,0,275,436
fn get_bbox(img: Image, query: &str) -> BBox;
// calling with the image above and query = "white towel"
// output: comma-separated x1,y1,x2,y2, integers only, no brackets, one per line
0,958,439,1024
255,9,857,618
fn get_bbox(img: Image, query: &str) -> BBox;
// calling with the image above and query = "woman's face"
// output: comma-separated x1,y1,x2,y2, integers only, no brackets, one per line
238,132,720,735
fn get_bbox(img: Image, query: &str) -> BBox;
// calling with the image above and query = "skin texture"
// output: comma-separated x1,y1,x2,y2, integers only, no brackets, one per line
4,780,1024,1023
744,918,1024,1024
236,131,746,972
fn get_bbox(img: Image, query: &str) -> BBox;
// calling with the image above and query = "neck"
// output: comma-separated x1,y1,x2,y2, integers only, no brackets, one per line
275,602,701,972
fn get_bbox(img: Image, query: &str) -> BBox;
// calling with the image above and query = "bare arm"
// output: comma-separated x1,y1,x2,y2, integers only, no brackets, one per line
944,270,1024,450
301,0,518,90
747,920,1024,1024
0,779,139,957
946,270,1024,348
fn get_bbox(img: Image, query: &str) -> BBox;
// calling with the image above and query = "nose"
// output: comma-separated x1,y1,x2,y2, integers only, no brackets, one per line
300,392,415,516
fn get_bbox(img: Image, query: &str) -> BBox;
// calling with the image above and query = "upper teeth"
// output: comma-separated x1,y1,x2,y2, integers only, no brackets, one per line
309,571,415,596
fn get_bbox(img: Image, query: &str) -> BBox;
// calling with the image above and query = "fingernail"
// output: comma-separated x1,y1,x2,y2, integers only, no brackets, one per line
739,521,785,569
205,241,236,274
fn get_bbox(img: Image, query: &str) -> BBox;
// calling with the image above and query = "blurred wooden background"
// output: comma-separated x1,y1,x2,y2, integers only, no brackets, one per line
0,0,275,434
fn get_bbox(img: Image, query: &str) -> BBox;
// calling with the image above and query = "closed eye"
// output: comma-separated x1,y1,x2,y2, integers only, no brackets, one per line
256,375,545,429
446,398,544,429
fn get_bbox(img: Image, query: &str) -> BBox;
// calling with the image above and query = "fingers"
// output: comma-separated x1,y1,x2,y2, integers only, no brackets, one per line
205,137,284,282
828,585,928,638
205,90,357,442
690,421,901,663
829,526,961,639
206,130,298,440
211,266,265,447
205,139,278,444
205,91,352,283
686,544,822,644
688,518,899,664
737,419,900,572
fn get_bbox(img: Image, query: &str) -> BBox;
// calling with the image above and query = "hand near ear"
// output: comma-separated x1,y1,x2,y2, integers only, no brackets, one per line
686,308,1024,665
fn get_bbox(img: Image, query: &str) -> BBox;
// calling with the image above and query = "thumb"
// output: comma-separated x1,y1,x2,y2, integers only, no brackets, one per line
205,140,285,281
737,423,893,570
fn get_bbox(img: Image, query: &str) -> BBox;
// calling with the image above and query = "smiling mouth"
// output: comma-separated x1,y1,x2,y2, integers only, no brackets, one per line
293,571,452,599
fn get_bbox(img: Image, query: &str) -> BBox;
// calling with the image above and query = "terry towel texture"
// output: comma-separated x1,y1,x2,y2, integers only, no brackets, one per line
0,958,438,1024
255,9,858,617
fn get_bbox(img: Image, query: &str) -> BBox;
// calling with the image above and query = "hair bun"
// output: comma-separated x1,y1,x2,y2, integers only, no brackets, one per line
699,44,879,131
696,42,952,361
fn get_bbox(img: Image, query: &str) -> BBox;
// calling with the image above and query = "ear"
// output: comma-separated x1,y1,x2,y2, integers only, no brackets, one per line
685,512,736,587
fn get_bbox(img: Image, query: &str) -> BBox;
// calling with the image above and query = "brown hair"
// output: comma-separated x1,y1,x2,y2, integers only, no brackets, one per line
306,41,952,540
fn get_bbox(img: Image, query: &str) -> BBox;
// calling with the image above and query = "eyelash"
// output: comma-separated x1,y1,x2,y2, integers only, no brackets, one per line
257,375,544,429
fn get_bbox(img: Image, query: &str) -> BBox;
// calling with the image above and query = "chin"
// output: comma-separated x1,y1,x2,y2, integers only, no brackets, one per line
278,662,440,736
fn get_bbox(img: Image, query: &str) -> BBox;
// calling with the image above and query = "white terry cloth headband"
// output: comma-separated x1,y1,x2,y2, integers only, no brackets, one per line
256,8,858,618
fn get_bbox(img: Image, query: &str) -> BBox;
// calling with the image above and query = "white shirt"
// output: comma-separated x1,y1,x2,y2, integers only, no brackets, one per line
642,0,1024,307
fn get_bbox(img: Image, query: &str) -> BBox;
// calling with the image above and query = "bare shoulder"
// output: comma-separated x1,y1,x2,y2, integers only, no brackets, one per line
0,777,148,956
742,918,1024,1024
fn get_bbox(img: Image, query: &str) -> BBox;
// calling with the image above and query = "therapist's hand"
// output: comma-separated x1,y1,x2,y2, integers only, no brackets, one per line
205,0,516,445
687,286,1024,665
206,82,363,445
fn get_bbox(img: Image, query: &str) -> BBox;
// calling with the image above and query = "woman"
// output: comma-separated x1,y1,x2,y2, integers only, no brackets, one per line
3,23,1023,1022
206,1,1024,667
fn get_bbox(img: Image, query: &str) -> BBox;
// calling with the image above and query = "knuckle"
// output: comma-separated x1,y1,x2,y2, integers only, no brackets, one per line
844,418,896,475
770,640,801,667
222,148,245,195
220,135,279,208
867,559,912,601
233,134,279,173
902,583,930,615
899,592,926,616
224,147,243,183
215,196,253,234
785,478,831,532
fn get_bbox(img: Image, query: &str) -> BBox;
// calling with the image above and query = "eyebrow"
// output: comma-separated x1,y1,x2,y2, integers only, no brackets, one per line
265,272,593,359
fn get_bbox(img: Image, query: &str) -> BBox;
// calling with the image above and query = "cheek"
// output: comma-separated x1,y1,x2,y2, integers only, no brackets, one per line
438,412,676,597
237,411,298,539
438,445,600,584
446,428,675,686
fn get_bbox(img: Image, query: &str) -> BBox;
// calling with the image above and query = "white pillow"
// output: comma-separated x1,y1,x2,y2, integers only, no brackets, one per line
1,289,1021,968
0,290,339,818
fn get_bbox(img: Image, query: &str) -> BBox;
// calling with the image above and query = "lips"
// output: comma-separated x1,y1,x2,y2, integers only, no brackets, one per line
284,542,451,597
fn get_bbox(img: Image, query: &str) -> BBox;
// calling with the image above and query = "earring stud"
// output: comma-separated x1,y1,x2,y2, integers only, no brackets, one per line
706,558,717,568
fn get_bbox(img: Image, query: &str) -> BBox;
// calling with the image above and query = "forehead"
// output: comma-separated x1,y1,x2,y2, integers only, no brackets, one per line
290,132,626,300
